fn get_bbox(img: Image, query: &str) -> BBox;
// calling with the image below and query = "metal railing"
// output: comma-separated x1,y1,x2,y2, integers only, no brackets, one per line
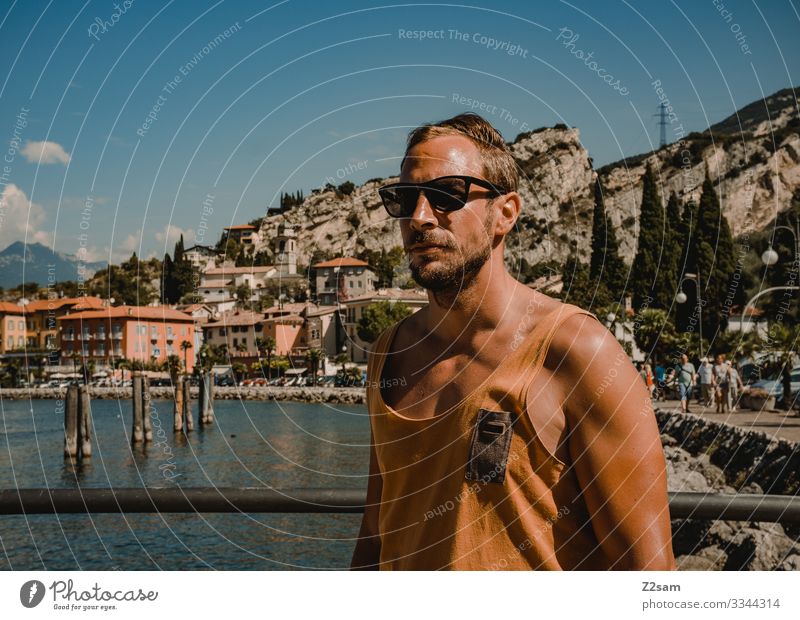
1,489,799,523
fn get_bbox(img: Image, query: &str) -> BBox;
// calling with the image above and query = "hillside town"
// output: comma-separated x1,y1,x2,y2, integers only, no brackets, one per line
0,221,429,387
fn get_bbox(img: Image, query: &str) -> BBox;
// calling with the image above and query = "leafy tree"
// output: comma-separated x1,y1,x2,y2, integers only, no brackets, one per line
232,362,248,383
560,250,593,310
589,177,627,306
632,308,691,364
258,337,276,379
165,354,182,382
356,301,411,343
179,340,193,375
631,164,672,310
357,246,406,288
338,181,355,196
304,348,325,385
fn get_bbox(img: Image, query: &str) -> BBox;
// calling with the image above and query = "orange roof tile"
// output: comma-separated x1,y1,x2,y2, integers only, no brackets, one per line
312,257,370,268
0,302,24,314
23,296,105,312
57,305,195,322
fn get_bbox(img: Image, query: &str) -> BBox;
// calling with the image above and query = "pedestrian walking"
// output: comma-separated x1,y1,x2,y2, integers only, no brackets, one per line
726,361,744,412
713,354,729,413
675,354,696,413
697,358,714,407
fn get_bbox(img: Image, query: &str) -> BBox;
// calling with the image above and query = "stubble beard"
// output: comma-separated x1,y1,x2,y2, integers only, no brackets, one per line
408,210,495,295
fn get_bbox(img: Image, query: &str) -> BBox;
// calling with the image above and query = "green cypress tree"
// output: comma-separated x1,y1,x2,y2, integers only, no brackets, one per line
561,250,593,310
662,192,682,305
694,176,736,337
631,164,672,310
675,198,699,332
589,177,627,305
162,253,175,303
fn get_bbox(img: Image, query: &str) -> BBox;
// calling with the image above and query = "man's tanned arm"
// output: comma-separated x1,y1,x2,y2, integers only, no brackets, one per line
556,315,676,570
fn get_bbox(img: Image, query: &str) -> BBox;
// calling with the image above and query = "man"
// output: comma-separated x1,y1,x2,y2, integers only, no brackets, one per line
697,357,714,407
726,361,744,412
350,113,674,570
675,354,696,413
713,354,729,413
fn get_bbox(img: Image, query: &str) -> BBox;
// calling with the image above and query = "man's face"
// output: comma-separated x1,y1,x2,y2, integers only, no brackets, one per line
681,355,688,364
398,135,497,293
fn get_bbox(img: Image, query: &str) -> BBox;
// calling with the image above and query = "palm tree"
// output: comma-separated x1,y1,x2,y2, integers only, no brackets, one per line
305,348,325,386
179,340,193,376
261,336,276,380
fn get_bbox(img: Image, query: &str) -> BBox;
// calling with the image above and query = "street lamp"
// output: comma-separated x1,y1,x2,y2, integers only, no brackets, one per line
762,223,799,268
744,224,800,335
676,272,703,358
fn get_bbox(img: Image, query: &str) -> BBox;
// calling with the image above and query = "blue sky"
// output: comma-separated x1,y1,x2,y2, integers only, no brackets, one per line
0,0,797,264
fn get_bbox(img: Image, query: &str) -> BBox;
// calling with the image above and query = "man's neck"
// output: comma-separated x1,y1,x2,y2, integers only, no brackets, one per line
421,259,522,344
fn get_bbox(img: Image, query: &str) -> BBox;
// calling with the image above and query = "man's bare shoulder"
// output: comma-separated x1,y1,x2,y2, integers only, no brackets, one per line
544,305,622,378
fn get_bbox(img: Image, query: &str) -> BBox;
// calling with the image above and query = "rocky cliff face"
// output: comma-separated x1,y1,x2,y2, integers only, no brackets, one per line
259,88,799,273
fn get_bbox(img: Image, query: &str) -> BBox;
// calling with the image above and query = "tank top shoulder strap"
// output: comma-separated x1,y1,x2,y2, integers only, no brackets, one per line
367,316,408,385
512,303,600,403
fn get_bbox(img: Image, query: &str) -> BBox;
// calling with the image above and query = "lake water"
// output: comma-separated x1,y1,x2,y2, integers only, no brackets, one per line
0,398,370,570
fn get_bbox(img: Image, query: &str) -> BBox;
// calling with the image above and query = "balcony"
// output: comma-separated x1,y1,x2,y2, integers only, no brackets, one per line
111,331,123,340
62,334,74,342
79,333,92,341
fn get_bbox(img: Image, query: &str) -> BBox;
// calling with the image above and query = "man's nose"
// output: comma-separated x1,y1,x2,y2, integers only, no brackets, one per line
408,190,438,231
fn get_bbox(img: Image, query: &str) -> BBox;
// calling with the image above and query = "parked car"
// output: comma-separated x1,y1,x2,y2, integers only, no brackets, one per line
749,365,800,399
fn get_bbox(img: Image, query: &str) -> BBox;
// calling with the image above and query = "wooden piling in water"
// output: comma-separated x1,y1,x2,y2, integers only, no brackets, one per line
199,372,215,425
64,384,79,458
183,377,193,432
142,376,152,442
78,384,92,458
206,372,215,424
132,374,144,444
173,376,184,432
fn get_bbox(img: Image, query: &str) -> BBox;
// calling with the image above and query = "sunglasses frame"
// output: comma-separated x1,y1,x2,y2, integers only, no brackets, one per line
378,175,509,218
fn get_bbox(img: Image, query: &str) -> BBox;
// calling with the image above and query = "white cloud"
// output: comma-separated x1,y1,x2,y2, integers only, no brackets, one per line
0,183,52,248
155,224,195,249
21,140,71,165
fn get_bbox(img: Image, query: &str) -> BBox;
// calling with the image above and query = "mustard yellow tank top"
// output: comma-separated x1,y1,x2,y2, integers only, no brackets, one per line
366,303,609,570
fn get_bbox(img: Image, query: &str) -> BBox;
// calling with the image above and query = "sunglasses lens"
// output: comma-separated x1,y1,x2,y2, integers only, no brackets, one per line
425,178,467,211
379,186,418,217
379,177,471,217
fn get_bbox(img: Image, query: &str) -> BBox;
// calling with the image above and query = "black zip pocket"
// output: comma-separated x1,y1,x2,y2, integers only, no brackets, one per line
465,409,515,484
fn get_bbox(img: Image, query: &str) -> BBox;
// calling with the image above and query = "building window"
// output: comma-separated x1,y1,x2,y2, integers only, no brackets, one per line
18,320,24,330
7,336,12,348
96,344,105,356
241,339,247,348
358,280,362,288
233,338,238,347
8,321,13,331
150,326,158,339
219,328,226,336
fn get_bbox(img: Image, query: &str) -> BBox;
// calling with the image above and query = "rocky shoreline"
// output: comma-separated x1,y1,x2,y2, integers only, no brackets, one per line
657,409,800,570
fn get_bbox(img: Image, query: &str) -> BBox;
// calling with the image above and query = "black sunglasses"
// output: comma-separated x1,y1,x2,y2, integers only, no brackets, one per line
378,175,508,218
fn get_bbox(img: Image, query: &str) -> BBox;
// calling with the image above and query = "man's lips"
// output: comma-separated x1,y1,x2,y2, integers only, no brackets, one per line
408,243,446,252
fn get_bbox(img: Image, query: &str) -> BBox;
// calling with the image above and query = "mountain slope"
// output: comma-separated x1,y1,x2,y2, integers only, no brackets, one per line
258,87,799,275
0,242,107,288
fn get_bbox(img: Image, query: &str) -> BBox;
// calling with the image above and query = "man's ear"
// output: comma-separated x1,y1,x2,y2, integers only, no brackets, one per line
492,192,521,236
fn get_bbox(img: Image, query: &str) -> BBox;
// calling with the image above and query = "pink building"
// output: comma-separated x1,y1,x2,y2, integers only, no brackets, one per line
58,306,196,372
